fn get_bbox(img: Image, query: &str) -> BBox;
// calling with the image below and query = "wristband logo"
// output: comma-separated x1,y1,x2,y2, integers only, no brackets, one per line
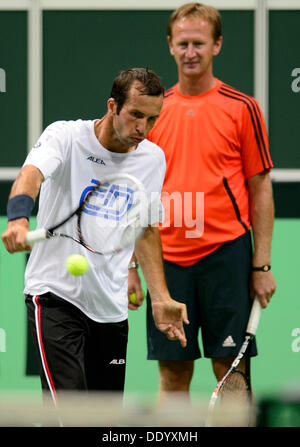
0,68,6,93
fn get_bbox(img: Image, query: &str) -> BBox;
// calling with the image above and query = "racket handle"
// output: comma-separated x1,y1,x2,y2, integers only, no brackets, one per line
246,296,262,335
26,228,47,244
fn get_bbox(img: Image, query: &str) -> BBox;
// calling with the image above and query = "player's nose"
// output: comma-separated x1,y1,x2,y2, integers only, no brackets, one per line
136,119,147,136
186,43,196,58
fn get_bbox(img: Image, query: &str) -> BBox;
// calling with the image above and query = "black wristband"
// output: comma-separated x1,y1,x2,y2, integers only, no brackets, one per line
7,194,35,221
252,265,271,272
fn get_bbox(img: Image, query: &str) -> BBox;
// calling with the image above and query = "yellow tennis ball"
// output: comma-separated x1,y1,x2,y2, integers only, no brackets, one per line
66,254,89,276
129,290,145,305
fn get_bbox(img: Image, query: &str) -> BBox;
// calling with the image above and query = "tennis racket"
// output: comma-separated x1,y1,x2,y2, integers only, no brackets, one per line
25,173,148,255
205,297,262,427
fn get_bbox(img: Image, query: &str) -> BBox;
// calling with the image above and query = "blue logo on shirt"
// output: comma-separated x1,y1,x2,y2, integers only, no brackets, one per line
80,179,134,221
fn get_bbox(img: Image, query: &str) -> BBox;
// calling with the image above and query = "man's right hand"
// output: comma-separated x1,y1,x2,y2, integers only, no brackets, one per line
152,298,189,348
1,218,31,253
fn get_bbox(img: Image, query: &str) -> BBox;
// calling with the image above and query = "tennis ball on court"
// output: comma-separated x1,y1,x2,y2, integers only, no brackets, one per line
129,290,145,305
66,254,89,276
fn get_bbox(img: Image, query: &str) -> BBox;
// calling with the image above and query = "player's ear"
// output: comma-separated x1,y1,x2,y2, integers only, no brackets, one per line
213,36,223,56
107,98,117,115
167,36,175,56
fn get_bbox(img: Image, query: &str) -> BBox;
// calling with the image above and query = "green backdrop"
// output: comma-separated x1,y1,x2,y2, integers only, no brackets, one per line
0,9,254,164
42,10,254,126
269,10,300,168
2,9,300,169
0,11,27,166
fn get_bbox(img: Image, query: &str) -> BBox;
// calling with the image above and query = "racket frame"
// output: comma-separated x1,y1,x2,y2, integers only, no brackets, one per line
205,297,261,426
25,173,148,254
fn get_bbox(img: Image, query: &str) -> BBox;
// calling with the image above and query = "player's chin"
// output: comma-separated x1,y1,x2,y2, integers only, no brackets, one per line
183,62,200,70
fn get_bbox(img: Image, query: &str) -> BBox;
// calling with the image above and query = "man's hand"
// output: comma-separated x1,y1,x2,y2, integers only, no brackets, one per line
1,218,31,253
151,299,189,348
251,270,276,308
128,268,144,310
1,165,43,254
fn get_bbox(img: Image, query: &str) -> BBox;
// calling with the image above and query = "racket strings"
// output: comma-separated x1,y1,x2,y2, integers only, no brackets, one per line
221,370,249,401
205,370,252,426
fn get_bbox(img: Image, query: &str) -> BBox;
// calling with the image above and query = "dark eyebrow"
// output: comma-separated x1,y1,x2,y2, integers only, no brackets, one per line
131,109,144,116
178,39,205,44
131,109,159,120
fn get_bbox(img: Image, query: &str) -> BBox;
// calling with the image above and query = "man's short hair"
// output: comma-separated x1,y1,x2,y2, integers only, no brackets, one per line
167,2,222,42
110,68,165,114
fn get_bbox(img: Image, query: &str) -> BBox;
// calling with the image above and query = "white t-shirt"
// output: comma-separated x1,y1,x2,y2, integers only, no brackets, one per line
23,119,166,323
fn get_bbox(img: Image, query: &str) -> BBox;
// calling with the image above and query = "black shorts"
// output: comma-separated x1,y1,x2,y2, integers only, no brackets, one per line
26,292,128,400
147,231,257,360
